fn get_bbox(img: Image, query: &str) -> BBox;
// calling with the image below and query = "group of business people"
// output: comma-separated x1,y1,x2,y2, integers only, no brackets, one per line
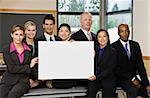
0,12,150,98
71,12,150,98
0,13,78,98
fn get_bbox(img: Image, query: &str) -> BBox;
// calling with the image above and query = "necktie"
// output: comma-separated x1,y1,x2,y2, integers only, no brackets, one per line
125,43,130,59
87,32,92,41
50,37,53,41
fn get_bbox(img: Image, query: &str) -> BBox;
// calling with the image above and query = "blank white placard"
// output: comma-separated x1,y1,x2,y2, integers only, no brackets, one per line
38,41,94,80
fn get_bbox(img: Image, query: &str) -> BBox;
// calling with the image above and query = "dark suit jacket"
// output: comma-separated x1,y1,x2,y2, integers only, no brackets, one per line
111,40,149,86
35,34,62,56
71,29,96,41
23,38,37,58
37,34,62,41
23,38,38,80
95,44,116,87
1,44,32,85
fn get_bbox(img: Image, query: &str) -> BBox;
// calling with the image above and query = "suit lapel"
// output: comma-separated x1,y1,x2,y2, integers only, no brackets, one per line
42,35,47,41
23,51,31,64
80,29,89,41
10,52,20,64
91,33,96,41
129,41,133,59
10,50,31,65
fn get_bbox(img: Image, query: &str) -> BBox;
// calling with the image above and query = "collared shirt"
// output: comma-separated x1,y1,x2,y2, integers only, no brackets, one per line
44,32,55,41
120,39,131,55
10,42,31,64
81,28,92,41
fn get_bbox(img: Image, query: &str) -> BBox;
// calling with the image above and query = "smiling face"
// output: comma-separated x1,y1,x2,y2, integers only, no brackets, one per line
97,31,108,48
80,12,92,32
58,26,70,41
43,19,54,35
118,24,130,42
25,25,36,39
11,25,25,45
12,30,24,45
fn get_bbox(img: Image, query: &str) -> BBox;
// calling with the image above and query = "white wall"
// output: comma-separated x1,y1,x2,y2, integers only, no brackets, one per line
148,0,150,56
133,0,150,56
0,0,56,10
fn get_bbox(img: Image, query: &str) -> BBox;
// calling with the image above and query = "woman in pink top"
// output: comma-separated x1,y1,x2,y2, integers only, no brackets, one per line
0,24,38,98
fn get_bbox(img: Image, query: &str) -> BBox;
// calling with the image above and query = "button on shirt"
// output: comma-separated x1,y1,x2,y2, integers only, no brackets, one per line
10,42,31,64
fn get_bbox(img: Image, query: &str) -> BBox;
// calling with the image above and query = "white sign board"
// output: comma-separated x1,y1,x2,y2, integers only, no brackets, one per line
38,41,94,80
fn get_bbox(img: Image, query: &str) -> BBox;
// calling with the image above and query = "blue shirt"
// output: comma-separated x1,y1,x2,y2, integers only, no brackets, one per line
96,46,105,76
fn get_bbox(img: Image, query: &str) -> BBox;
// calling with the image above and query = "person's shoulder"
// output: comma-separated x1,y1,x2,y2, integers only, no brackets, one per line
110,45,116,51
106,45,115,52
70,30,82,40
71,29,82,36
2,43,10,54
91,32,96,35
129,40,139,44
36,34,45,41
129,40,140,46
54,35,62,41
111,40,120,46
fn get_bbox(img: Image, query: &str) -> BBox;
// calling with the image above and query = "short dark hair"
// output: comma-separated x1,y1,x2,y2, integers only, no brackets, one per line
43,14,55,24
118,24,130,34
58,23,71,32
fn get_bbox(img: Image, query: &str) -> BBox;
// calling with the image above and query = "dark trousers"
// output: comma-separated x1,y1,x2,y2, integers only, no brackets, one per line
120,80,139,98
87,80,116,98
0,82,29,98
138,86,149,98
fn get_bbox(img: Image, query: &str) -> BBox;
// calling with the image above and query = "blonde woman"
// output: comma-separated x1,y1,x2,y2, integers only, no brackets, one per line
24,20,39,88
24,20,37,57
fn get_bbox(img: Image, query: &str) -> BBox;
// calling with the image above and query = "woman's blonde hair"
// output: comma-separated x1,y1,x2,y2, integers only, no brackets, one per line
24,20,36,30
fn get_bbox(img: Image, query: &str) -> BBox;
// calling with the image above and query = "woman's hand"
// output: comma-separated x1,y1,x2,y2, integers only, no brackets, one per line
30,57,38,68
88,75,96,81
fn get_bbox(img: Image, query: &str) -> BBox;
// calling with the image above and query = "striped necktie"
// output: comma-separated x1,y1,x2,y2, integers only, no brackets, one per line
87,32,92,41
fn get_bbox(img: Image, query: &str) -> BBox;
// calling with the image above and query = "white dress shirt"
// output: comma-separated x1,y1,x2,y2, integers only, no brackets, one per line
44,32,56,41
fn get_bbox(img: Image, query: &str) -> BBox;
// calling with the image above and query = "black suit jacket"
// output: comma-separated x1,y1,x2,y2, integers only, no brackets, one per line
71,29,96,41
37,34,62,41
1,44,32,85
23,38,37,58
23,38,38,80
95,44,116,87
111,40,149,86
35,34,62,56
